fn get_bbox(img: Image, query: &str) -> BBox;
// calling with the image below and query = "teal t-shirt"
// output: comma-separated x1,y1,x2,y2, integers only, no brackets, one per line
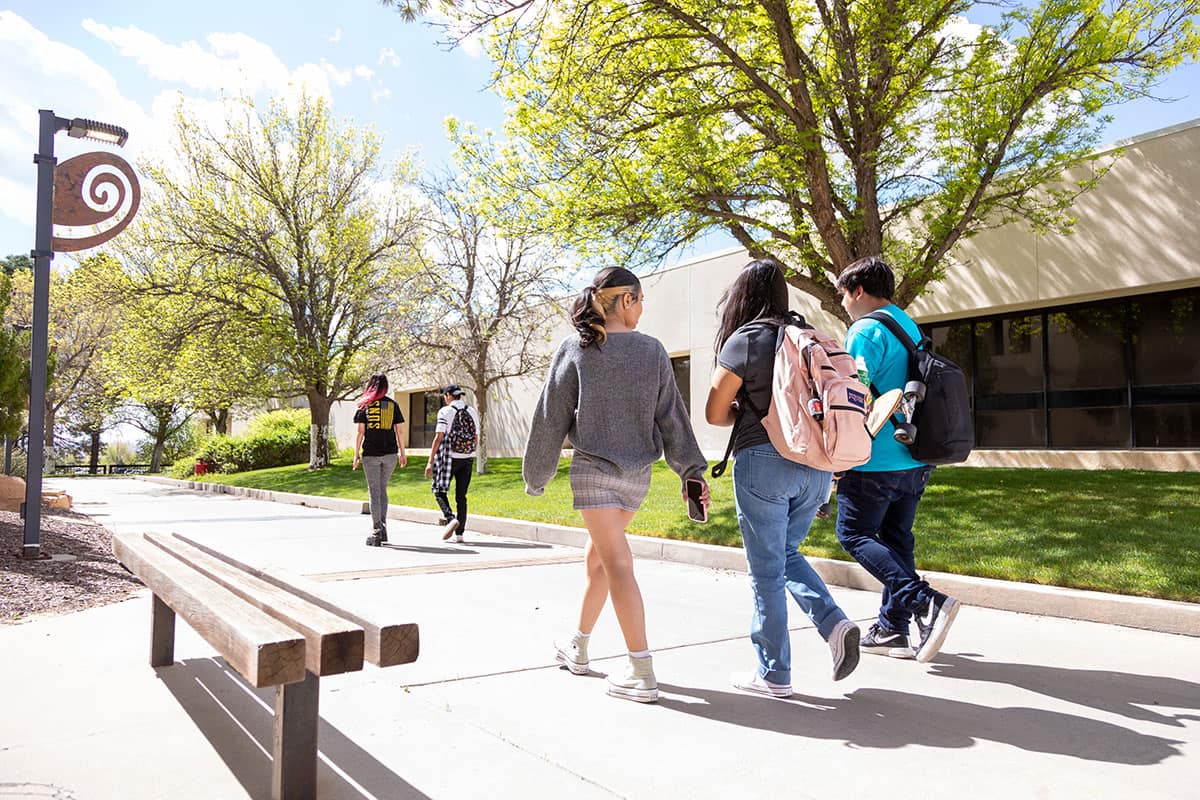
844,305,927,472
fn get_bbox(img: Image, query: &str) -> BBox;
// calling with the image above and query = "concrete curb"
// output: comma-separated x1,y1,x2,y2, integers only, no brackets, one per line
136,476,1200,638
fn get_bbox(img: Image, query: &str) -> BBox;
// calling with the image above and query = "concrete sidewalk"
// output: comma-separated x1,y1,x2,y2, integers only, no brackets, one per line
1,477,1197,800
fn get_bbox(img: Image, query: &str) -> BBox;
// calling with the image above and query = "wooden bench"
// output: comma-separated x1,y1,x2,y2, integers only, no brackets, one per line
112,531,419,800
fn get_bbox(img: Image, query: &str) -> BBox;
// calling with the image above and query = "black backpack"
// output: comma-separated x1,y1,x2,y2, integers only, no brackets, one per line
864,311,974,465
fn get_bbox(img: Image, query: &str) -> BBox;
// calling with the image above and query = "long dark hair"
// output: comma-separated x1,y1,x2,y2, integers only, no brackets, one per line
357,373,388,408
714,258,791,355
570,266,642,348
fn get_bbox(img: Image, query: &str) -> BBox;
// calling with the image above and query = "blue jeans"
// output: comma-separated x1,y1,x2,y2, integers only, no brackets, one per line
835,466,935,633
733,444,845,685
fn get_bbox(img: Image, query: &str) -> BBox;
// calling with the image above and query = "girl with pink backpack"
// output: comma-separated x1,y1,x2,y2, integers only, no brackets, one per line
706,259,861,697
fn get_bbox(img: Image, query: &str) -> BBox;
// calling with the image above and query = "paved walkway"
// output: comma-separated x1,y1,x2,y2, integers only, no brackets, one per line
1,478,1197,800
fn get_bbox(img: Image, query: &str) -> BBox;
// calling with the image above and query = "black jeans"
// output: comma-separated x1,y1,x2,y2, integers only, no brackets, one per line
835,466,935,633
435,457,474,533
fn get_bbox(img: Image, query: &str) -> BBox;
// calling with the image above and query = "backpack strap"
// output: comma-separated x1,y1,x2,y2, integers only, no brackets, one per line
711,316,800,479
861,311,919,431
863,309,936,352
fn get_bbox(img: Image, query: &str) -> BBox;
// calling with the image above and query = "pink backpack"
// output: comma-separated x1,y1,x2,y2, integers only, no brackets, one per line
712,316,872,477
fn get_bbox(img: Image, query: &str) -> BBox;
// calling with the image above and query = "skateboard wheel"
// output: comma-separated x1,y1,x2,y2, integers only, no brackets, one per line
904,380,926,403
894,422,917,445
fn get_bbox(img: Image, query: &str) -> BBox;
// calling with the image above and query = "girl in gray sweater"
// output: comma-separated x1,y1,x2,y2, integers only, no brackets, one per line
524,266,708,703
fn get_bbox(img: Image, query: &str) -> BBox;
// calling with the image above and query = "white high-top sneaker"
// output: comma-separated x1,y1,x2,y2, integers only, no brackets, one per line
555,634,590,675
606,654,658,703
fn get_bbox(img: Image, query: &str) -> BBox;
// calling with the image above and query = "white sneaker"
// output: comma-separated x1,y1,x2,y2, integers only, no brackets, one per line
441,520,459,541
829,619,861,681
555,634,590,675
452,534,464,543
606,654,658,703
730,671,793,698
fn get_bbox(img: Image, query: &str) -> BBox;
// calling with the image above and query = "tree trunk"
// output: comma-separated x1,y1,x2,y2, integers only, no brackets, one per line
207,407,230,435
474,388,488,475
43,402,55,449
307,391,332,469
150,422,169,472
88,430,101,474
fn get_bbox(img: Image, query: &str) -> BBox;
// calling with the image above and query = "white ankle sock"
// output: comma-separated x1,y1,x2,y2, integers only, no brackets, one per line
575,631,590,640
629,649,650,659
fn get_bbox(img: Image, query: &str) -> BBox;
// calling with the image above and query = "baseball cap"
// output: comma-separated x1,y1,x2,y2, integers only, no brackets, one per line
442,384,465,397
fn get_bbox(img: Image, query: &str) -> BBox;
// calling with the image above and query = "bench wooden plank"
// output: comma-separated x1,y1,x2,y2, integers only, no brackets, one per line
113,532,307,687
174,533,419,668
145,533,365,677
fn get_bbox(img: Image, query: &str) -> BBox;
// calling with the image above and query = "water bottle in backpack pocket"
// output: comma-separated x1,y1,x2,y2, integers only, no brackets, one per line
864,311,973,465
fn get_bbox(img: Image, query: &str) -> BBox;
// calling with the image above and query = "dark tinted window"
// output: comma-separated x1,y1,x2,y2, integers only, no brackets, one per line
671,355,691,416
974,315,1044,447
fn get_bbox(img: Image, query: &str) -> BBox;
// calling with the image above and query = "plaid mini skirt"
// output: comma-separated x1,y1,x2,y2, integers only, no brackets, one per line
569,453,652,512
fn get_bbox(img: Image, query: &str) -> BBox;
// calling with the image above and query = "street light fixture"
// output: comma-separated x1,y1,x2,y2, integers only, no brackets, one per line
20,109,129,559
66,117,130,147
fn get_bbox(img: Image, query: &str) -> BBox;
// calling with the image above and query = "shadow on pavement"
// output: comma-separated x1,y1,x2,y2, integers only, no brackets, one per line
381,543,471,554
927,652,1200,726
158,658,430,799
464,541,553,550
655,682,1185,765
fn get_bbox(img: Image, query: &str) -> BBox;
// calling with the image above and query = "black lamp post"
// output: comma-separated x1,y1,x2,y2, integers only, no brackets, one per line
22,110,129,560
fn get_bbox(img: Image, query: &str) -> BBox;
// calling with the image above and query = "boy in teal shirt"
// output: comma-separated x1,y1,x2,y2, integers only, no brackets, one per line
836,256,960,663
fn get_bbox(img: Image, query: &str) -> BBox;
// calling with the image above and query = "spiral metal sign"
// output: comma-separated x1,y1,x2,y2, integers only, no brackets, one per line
50,151,141,252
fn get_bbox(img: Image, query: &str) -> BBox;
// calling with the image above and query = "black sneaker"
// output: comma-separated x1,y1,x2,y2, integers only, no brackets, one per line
365,534,382,547
861,623,915,659
913,594,960,663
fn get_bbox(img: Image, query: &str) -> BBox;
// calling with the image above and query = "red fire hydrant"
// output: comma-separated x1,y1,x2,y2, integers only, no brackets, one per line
194,459,208,476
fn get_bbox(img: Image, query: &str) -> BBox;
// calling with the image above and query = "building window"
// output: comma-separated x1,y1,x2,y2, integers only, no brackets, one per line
408,390,442,448
1046,302,1130,448
1130,291,1200,447
671,355,691,415
924,286,1200,450
972,315,1045,448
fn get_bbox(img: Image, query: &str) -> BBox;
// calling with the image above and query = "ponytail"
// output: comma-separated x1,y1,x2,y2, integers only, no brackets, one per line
571,267,642,349
357,373,388,408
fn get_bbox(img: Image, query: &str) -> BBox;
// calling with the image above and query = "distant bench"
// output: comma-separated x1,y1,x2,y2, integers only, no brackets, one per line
112,531,420,800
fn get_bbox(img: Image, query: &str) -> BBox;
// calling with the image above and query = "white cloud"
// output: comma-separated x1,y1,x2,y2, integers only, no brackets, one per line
0,12,153,231
329,27,343,44
0,12,371,243
82,19,370,102
371,87,392,103
378,47,401,68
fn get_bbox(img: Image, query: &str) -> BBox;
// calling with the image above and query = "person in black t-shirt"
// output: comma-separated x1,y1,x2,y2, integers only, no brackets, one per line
353,373,408,547
706,258,860,698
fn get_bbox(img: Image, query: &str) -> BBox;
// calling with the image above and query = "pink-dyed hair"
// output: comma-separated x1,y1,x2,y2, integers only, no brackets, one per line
357,373,388,408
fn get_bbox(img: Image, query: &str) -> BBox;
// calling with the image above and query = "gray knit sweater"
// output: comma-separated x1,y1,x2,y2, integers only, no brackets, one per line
523,331,707,494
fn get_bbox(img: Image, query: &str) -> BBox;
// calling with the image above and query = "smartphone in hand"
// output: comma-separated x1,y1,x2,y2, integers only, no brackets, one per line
686,478,708,523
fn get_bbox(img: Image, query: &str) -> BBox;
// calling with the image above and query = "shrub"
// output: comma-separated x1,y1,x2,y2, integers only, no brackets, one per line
190,409,313,474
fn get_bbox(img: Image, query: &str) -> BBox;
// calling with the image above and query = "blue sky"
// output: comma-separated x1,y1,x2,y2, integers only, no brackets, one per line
0,2,1197,261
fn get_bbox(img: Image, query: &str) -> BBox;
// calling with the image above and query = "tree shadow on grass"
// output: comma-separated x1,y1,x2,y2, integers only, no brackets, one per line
655,682,1185,765
158,657,431,800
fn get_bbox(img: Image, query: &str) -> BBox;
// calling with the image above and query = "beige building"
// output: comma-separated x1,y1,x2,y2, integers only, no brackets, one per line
331,118,1200,471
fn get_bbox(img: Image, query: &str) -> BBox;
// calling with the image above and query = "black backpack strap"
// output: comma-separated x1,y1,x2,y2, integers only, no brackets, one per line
863,310,919,352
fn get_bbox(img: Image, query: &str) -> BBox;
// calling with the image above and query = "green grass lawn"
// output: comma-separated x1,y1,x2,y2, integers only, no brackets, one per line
193,456,1200,603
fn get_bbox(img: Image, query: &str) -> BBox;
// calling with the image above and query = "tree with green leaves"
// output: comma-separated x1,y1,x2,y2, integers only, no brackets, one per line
397,164,567,473
1,254,33,274
62,358,122,474
0,272,28,445
5,253,125,448
121,400,194,473
407,0,1199,321
109,284,275,436
136,94,422,468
